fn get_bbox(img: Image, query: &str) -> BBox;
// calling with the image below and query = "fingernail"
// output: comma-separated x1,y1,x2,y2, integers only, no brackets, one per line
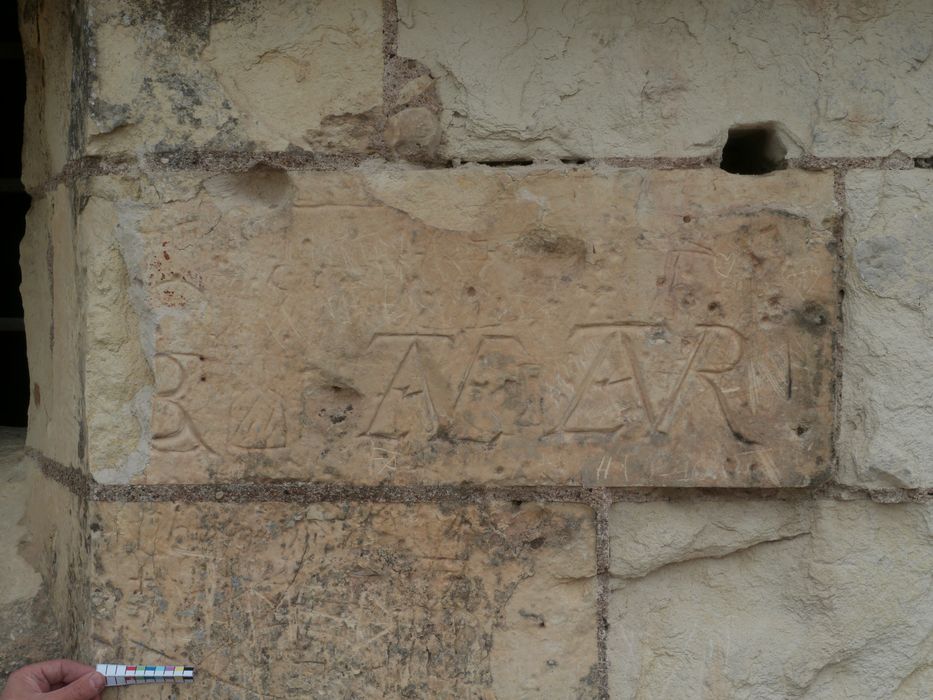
89,672,106,691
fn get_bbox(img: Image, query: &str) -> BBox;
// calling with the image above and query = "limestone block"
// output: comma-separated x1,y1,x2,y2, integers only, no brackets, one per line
0,432,65,676
70,0,383,159
83,167,837,486
397,0,933,160
840,171,933,488
19,0,75,190
20,187,84,469
610,498,811,579
20,466,89,661
608,499,933,699
88,501,597,698
0,431,41,608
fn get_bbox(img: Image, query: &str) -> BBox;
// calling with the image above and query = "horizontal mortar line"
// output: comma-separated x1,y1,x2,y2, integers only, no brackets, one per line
26,151,931,197
26,448,933,506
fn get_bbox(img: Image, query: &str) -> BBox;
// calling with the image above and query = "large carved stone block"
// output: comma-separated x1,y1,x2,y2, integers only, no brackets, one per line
397,0,933,160
839,171,933,489
83,168,836,486
88,500,597,698
608,499,933,698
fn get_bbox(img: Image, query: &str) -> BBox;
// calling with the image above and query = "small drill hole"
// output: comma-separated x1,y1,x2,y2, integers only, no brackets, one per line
720,124,787,175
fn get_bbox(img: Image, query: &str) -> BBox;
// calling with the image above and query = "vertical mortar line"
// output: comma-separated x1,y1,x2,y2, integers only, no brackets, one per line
830,165,847,480
379,0,400,155
593,487,612,699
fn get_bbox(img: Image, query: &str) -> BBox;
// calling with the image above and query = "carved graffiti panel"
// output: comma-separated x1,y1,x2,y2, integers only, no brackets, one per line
139,169,837,485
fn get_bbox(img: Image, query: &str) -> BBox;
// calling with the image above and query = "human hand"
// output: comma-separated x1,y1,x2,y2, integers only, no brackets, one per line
0,660,105,700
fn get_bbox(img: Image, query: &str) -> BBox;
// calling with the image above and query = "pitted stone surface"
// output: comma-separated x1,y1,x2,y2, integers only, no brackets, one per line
89,501,596,699
840,171,933,488
397,0,933,160
84,168,836,486
608,499,933,699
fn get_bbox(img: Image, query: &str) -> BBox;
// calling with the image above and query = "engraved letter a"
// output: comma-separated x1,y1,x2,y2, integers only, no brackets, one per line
362,335,451,439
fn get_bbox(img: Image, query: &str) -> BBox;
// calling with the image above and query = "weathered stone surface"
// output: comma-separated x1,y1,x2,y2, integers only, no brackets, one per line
0,430,41,608
397,0,933,160
19,0,75,190
22,0,383,168
385,106,442,161
89,501,596,698
0,430,64,680
840,171,933,488
610,498,810,578
83,168,836,486
608,499,933,699
20,187,85,469
20,467,88,663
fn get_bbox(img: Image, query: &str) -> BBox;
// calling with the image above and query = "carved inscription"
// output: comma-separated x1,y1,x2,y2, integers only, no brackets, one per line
553,323,747,440
151,352,215,454
363,334,452,439
354,324,751,445
144,169,836,485
451,335,542,443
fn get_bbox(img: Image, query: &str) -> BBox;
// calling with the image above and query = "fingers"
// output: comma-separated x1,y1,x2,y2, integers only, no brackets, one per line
44,672,106,700
39,660,97,687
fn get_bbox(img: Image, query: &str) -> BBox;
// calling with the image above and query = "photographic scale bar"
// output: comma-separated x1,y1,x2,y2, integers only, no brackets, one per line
95,664,195,687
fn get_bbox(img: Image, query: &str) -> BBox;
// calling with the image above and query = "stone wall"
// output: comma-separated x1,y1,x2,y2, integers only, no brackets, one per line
16,0,933,698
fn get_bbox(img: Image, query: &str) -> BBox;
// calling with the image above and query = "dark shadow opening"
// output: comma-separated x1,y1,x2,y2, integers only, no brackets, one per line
720,124,787,175
0,3,29,427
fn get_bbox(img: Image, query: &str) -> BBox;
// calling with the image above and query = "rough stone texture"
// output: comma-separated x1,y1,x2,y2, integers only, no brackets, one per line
397,0,933,160
19,0,75,190
385,106,442,162
608,499,933,699
610,498,811,578
20,187,85,470
19,466,88,664
18,0,383,184
0,430,41,608
0,430,64,681
840,171,933,489
77,168,836,486
88,501,596,698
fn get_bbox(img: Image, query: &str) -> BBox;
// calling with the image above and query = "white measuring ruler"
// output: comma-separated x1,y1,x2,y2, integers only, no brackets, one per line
95,664,195,686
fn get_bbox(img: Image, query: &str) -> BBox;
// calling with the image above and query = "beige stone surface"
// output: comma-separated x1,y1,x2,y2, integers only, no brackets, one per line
608,499,933,699
20,187,85,470
0,429,41,607
839,171,933,488
21,466,88,662
83,167,836,486
19,0,75,190
397,0,933,160
89,501,597,698
0,431,65,678
610,498,810,579
41,0,383,161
